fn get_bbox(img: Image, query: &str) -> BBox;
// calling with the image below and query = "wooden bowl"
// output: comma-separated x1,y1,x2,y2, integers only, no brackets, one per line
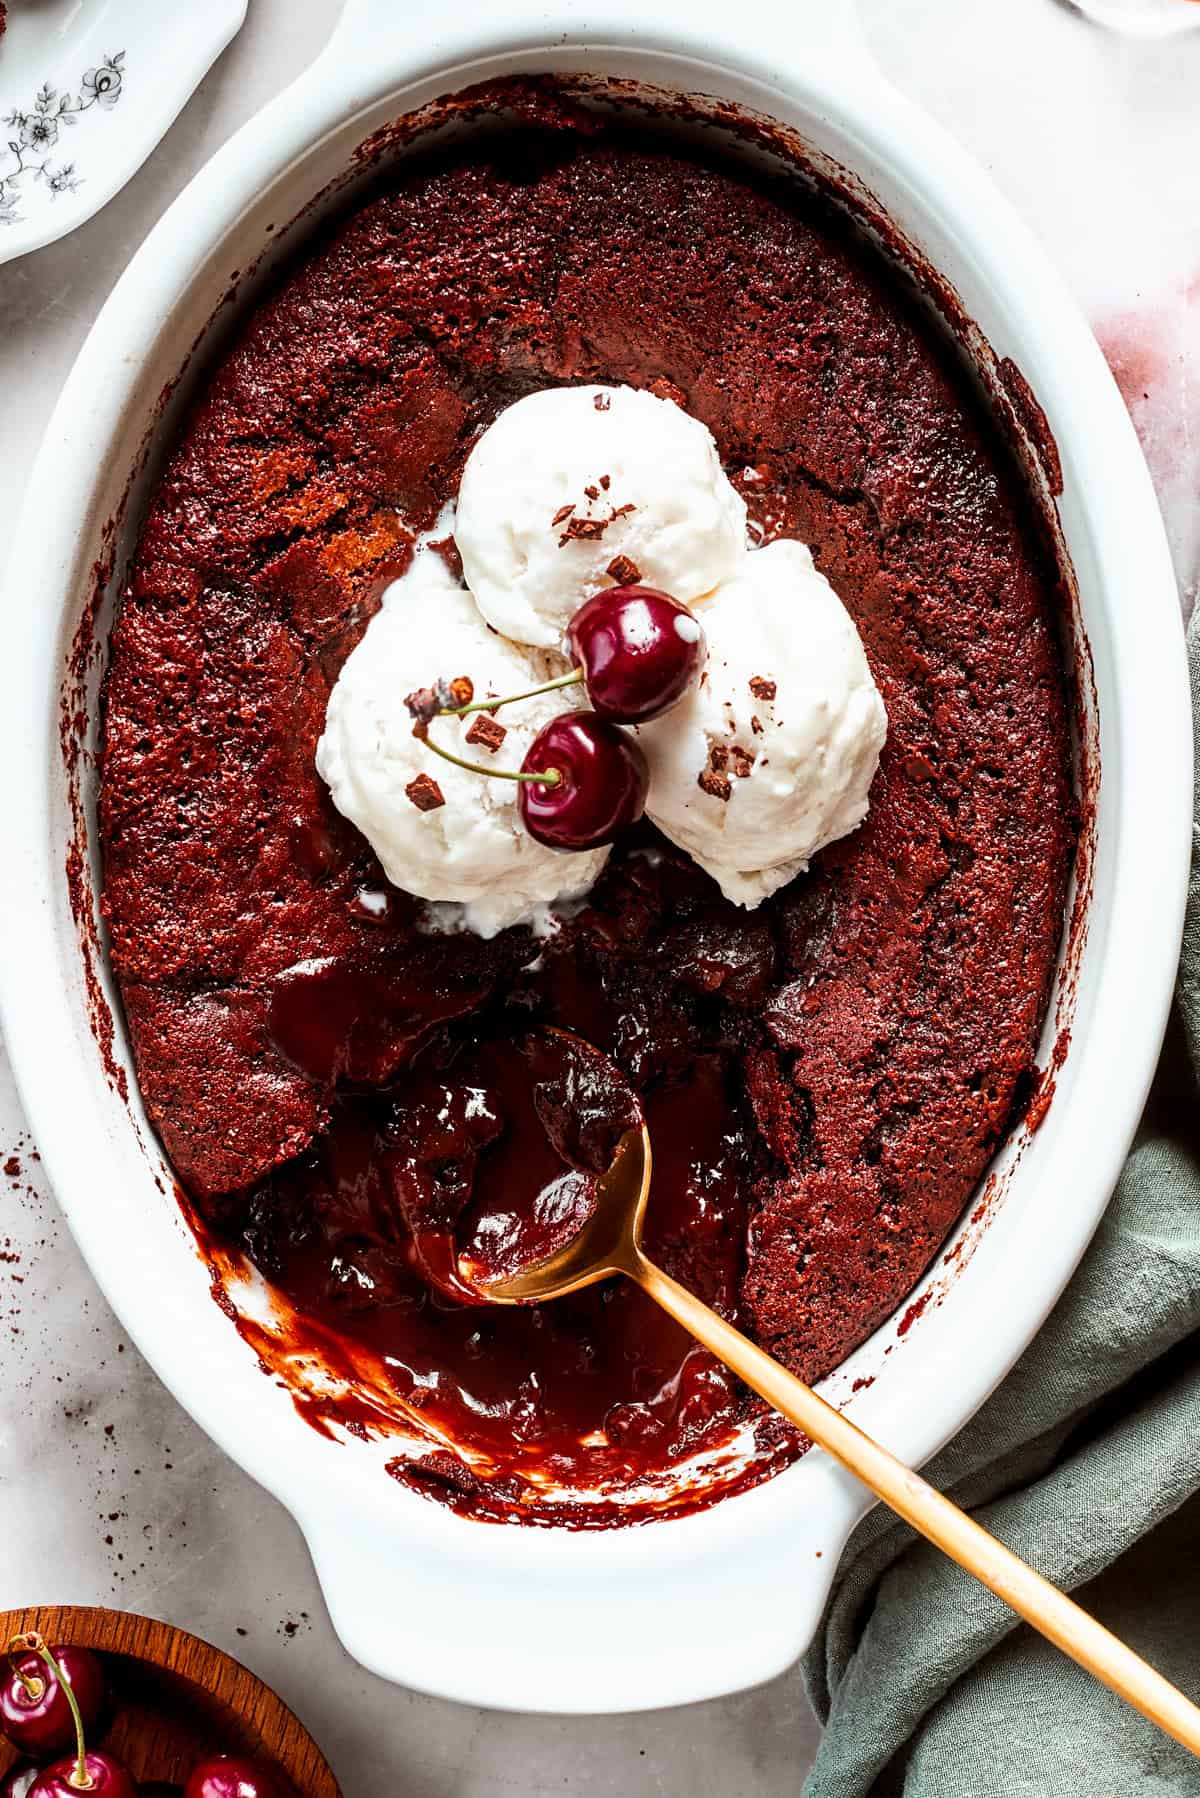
0,1606,341,1795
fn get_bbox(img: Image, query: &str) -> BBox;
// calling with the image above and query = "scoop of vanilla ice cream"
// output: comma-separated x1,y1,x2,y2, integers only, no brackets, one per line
316,548,609,936
636,539,887,907
454,385,748,649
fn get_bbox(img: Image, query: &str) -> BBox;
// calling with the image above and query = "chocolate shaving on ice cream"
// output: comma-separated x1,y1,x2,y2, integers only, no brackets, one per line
405,773,446,812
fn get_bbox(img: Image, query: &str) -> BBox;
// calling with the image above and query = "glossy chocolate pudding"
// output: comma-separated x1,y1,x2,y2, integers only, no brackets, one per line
99,87,1075,1523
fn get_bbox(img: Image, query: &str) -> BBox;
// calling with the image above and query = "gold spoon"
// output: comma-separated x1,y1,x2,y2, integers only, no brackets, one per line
480,1113,1200,1756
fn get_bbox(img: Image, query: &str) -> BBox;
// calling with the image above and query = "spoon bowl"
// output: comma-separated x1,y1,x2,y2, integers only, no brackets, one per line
474,1124,653,1304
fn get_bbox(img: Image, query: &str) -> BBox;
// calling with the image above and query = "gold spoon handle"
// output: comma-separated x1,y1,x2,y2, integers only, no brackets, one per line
630,1250,1200,1757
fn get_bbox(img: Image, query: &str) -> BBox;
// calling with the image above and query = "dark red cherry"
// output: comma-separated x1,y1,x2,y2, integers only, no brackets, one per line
518,712,648,851
183,1757,297,1798
0,1647,105,1761
29,1752,135,1797
567,585,705,723
1,1766,40,1798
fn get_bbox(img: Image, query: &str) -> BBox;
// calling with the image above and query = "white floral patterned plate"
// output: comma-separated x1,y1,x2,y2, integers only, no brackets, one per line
0,0,247,265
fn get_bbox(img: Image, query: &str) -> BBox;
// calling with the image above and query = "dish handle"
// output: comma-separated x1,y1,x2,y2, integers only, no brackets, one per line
298,1456,867,1712
321,0,866,81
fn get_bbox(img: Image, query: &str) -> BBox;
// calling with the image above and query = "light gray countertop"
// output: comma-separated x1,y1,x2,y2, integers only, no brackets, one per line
1,2,1196,1792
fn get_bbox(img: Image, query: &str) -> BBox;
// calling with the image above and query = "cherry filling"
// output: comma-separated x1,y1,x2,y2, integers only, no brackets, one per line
523,1029,642,1175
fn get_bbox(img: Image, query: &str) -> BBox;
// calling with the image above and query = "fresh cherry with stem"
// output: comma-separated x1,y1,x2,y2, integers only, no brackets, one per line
27,1755,134,1798
10,1636,132,1798
518,712,649,851
0,1639,105,1763
183,1755,298,1798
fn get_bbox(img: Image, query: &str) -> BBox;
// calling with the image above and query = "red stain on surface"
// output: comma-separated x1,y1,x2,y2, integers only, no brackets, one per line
1095,282,1200,619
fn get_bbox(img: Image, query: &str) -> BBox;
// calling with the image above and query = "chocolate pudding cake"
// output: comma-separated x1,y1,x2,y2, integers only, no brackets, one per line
99,90,1075,1522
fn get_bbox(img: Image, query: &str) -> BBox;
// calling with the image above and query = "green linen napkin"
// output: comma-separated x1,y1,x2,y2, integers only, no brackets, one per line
801,612,1200,1798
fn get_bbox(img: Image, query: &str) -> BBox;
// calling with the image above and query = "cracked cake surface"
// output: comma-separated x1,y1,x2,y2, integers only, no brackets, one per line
99,98,1075,1519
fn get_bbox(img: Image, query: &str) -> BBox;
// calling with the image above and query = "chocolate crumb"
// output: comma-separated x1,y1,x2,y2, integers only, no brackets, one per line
560,515,611,546
448,675,474,708
411,718,429,741
584,484,600,501
406,773,445,812
599,474,611,490
698,769,732,803
730,745,754,779
594,392,611,412
749,676,777,702
750,714,764,734
465,714,507,753
550,503,575,528
709,744,729,772
611,503,637,520
404,685,441,724
606,554,641,585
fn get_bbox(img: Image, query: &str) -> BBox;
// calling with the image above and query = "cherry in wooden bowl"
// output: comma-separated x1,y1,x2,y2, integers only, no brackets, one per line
0,1609,339,1797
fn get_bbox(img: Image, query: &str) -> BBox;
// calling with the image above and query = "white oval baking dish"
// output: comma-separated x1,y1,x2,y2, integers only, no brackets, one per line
0,0,1189,1714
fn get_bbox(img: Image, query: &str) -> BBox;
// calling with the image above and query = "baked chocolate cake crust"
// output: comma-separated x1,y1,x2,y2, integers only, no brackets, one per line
100,95,1075,1514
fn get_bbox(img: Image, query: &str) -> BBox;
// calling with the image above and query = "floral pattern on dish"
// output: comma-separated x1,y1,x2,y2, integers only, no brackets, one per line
0,53,126,227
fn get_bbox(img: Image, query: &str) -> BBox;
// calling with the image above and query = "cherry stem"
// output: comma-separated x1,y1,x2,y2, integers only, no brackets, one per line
442,667,584,719
421,724,562,787
18,1634,91,1790
4,1634,44,1702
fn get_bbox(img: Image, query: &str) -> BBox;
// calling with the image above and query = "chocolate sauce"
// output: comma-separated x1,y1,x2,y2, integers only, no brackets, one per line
238,1021,753,1503
267,954,490,1085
